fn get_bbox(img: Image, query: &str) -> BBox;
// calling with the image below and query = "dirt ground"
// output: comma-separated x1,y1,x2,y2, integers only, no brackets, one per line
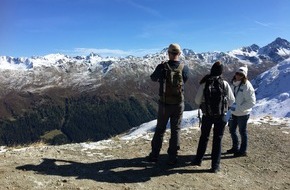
0,122,289,190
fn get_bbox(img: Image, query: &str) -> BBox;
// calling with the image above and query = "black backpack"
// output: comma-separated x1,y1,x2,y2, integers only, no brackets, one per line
200,76,227,117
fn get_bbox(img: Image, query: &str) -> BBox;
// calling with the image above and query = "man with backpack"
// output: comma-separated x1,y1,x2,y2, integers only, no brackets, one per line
147,43,189,165
191,61,235,173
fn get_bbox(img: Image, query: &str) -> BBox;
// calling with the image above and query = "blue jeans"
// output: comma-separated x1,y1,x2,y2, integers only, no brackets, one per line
195,115,226,170
228,114,250,153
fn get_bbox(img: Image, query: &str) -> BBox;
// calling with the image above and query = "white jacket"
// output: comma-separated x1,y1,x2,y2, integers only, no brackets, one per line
195,80,235,113
231,80,256,116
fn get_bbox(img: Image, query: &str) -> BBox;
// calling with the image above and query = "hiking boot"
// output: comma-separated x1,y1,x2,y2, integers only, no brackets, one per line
209,167,220,173
226,148,238,154
234,151,247,157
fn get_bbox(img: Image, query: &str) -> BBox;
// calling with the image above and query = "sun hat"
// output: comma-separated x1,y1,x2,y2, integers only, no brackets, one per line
168,43,181,54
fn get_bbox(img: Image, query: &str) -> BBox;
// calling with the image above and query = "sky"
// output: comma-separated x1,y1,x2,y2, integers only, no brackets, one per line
1,0,290,58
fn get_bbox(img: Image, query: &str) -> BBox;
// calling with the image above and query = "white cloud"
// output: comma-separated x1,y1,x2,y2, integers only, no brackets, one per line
254,20,272,27
60,47,162,57
119,0,162,18
74,48,129,57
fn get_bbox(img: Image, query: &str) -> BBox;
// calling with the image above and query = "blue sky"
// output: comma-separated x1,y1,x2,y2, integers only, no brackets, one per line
1,0,290,57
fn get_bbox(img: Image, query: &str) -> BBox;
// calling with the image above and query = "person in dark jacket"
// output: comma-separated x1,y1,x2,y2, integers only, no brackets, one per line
191,61,235,173
147,43,189,165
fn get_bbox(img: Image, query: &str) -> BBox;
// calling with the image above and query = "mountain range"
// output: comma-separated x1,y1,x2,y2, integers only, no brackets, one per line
0,37,289,146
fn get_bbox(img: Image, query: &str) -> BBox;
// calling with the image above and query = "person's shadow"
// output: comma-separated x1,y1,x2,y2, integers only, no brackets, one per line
16,154,216,183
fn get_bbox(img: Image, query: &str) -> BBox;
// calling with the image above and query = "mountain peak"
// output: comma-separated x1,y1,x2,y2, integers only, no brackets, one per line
257,37,290,62
268,37,290,49
240,44,260,53
86,52,101,58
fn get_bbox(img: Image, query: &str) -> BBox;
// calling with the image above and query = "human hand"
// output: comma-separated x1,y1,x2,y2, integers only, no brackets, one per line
230,103,236,111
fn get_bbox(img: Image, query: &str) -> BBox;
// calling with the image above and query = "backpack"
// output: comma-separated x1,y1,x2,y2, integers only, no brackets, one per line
160,62,184,104
200,76,227,117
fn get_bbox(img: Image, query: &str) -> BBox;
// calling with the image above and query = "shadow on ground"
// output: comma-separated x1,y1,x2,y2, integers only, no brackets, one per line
16,153,235,183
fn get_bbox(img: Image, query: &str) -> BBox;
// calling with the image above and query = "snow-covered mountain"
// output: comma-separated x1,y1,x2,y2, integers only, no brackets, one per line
251,58,290,117
123,58,290,138
0,37,289,147
258,37,290,62
228,38,290,64
0,37,289,93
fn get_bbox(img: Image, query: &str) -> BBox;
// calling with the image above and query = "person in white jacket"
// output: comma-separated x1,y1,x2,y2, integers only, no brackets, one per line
192,61,235,173
226,66,256,157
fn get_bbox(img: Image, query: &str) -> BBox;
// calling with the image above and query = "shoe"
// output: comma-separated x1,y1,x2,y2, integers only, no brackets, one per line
209,167,220,173
226,148,238,154
190,160,201,166
234,152,247,157
146,154,158,162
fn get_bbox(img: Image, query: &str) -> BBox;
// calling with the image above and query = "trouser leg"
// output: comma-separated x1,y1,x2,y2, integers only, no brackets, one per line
167,103,184,157
238,114,250,153
151,102,169,157
229,115,239,150
211,117,226,169
195,116,212,162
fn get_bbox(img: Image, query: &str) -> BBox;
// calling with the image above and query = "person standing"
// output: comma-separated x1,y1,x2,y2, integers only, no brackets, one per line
147,43,189,165
191,61,235,173
226,66,256,157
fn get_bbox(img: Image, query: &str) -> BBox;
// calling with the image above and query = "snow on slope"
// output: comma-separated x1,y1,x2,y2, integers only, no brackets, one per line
121,58,290,139
251,58,290,117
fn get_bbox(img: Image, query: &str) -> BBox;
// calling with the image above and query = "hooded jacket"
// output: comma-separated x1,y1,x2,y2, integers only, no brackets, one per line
231,80,256,116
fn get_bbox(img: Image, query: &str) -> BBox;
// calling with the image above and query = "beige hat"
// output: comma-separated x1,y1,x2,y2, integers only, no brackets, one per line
168,43,181,54
236,66,248,77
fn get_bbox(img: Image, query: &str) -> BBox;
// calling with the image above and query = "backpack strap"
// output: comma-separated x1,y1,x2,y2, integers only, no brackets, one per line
166,62,184,72
162,62,168,102
177,62,184,71
203,77,212,116
220,78,226,114
233,82,243,98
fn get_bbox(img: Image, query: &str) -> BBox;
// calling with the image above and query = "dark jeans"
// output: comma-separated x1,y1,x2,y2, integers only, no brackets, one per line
150,101,184,158
228,114,250,153
195,115,226,169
